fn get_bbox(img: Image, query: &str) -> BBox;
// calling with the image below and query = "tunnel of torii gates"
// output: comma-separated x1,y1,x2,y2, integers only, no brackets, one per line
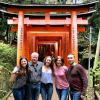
0,1,97,65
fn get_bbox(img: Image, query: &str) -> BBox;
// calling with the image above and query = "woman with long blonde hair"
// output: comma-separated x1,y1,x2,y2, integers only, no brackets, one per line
41,56,53,100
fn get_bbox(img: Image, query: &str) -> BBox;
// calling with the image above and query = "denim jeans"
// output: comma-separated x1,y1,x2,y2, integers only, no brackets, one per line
41,83,53,100
56,87,69,100
12,86,25,100
24,83,32,100
70,91,81,100
29,83,41,100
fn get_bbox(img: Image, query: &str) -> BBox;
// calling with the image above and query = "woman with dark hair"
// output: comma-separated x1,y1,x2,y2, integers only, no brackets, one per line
54,56,69,100
41,56,53,100
10,57,28,100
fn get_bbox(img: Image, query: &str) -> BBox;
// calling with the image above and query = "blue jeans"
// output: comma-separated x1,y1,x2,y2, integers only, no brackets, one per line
24,84,32,100
70,91,81,100
56,87,69,100
29,83,41,100
12,86,25,100
41,83,53,100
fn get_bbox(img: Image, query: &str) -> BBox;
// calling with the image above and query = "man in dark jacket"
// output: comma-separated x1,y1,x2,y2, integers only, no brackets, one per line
67,54,88,100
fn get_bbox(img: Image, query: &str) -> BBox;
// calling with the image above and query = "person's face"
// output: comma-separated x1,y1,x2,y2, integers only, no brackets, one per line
67,54,75,65
45,57,52,66
51,52,54,55
21,58,28,68
56,58,62,67
31,54,38,64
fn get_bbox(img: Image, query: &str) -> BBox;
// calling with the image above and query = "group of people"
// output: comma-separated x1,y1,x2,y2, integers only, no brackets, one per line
10,52,88,100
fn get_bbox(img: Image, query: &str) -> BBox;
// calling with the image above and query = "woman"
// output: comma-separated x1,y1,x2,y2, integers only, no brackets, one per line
41,56,53,100
54,56,69,100
10,57,28,100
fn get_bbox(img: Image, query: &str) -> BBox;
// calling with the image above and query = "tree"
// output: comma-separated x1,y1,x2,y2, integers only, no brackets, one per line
89,1,100,69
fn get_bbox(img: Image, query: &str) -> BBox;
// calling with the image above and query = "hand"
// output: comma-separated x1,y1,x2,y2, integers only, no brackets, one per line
81,95,85,100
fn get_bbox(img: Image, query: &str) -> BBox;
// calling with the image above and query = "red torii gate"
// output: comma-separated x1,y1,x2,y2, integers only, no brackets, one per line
0,2,97,65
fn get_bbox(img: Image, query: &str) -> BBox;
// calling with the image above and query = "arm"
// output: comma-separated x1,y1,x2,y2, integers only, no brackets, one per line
10,73,17,83
10,66,19,82
63,66,69,81
78,65,88,96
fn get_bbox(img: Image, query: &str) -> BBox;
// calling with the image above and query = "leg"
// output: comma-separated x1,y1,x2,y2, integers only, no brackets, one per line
25,84,32,100
41,83,47,100
12,88,23,100
21,87,26,100
56,88,61,100
70,91,81,100
30,84,35,100
34,83,41,100
70,91,73,100
47,83,53,100
60,88,69,100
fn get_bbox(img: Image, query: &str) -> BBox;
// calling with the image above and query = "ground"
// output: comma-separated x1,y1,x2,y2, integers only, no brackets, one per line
7,86,95,100
7,86,58,100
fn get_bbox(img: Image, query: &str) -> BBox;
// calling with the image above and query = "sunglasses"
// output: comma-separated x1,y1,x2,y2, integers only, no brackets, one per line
34,67,37,72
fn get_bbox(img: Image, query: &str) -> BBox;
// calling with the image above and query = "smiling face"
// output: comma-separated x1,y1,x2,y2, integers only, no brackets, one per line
31,52,39,64
67,54,75,65
45,56,52,67
20,58,28,68
55,56,64,67
56,58,62,67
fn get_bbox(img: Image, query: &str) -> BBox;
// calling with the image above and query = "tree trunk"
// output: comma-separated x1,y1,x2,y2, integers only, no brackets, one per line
93,28,100,69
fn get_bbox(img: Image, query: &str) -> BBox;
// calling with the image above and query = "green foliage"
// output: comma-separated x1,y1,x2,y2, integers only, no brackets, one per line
0,18,7,34
1,0,46,4
90,65,100,78
90,60,100,94
0,42,16,99
78,26,97,64
0,42,17,70
89,2,100,29
0,66,11,99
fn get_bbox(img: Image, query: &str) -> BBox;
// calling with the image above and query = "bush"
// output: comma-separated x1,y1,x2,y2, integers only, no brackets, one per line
90,59,100,78
0,42,17,70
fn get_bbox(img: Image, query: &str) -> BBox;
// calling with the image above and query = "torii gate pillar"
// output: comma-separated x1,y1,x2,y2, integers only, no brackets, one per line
17,11,24,65
3,2,97,65
71,11,78,62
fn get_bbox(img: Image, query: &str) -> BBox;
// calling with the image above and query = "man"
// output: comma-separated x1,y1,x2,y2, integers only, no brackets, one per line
50,51,56,62
67,54,88,100
28,52,43,100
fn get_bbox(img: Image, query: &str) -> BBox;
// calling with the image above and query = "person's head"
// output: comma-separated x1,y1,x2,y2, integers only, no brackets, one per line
67,54,75,65
19,57,28,69
44,56,53,67
51,51,54,56
31,52,39,64
55,56,64,67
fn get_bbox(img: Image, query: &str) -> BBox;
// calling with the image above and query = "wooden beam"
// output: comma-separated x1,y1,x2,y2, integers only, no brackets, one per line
11,26,86,33
8,18,88,25
7,7,89,14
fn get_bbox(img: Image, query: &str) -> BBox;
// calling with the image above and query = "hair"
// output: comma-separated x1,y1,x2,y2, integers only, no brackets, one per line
67,53,75,58
31,52,39,57
55,56,64,66
19,57,29,72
